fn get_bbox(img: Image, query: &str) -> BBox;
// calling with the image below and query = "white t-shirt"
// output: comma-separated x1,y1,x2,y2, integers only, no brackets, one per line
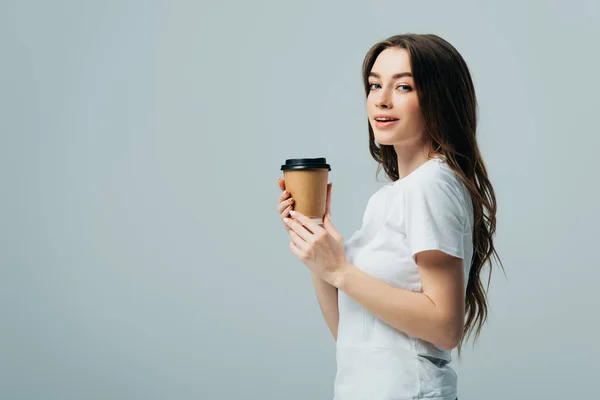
334,157,473,400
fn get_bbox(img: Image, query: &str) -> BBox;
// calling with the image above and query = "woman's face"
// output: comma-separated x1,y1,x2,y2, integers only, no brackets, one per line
366,47,427,147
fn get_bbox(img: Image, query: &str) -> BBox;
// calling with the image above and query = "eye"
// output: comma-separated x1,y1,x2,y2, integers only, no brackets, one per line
368,82,412,91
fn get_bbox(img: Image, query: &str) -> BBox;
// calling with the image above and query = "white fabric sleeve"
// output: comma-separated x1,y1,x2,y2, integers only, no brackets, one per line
404,177,467,261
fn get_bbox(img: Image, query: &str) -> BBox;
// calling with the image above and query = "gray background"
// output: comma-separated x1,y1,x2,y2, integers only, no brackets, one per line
2,0,599,399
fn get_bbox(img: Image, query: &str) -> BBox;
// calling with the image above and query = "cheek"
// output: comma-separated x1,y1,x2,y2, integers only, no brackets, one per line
400,97,425,126
366,95,376,109
402,95,421,114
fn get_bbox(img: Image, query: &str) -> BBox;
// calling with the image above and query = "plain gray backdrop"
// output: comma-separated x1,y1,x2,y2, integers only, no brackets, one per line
2,0,599,399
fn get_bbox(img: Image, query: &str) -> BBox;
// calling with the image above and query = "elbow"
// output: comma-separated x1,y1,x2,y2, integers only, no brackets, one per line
433,321,463,351
436,335,460,351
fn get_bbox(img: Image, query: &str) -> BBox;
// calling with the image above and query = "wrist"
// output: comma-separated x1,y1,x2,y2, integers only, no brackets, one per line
331,260,353,289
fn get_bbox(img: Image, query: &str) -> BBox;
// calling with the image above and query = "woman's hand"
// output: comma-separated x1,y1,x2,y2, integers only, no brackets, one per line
283,188,349,286
276,178,295,233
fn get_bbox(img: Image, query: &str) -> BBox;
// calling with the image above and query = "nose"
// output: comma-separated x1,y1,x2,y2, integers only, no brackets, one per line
376,88,393,109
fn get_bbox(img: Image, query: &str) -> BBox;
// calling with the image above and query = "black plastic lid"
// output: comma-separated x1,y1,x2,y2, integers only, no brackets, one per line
280,157,331,171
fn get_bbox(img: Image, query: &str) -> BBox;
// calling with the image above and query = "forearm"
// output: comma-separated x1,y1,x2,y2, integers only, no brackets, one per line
335,262,460,350
311,273,339,340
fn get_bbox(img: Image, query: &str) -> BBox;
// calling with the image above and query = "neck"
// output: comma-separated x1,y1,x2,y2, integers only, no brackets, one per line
393,139,435,180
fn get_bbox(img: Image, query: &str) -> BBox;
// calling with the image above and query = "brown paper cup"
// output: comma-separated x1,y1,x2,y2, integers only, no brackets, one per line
280,158,331,223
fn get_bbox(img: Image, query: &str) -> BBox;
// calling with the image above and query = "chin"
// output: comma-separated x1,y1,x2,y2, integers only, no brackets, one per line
373,131,402,146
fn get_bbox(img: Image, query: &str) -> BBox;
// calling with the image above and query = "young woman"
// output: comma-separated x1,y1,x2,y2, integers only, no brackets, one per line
276,33,501,400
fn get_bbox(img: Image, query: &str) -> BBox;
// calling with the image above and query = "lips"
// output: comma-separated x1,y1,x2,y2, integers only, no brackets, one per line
373,118,400,129
374,114,399,122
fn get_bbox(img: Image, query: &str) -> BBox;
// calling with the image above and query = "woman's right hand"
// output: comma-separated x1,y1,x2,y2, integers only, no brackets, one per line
277,178,294,233
277,178,332,231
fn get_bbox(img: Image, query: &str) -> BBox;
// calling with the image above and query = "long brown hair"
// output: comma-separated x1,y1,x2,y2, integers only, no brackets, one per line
362,34,503,354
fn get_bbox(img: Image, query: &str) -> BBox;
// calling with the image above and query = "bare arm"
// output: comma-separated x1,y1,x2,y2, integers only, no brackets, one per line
311,273,339,340
334,250,465,350
277,179,340,340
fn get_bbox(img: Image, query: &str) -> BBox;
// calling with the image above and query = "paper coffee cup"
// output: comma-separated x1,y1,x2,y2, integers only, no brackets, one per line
280,157,331,224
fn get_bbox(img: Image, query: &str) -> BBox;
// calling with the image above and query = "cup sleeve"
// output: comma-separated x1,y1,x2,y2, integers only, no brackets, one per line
404,178,467,261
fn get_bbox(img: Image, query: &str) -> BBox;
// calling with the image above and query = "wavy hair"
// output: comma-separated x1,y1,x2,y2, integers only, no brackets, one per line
362,34,503,354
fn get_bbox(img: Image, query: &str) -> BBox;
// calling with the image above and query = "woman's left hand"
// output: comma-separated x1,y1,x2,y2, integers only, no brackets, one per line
284,210,349,286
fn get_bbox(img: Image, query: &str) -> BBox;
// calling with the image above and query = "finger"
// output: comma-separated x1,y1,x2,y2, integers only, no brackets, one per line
289,230,309,252
289,238,307,260
279,188,291,204
281,204,294,226
284,215,314,242
281,204,293,217
277,197,294,213
281,205,293,232
278,178,286,192
290,210,324,236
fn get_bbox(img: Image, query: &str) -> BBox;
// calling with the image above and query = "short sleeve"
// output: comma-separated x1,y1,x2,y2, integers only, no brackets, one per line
404,175,467,261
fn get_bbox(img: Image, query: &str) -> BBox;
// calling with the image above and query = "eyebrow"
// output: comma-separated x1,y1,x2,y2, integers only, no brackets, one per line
368,72,413,79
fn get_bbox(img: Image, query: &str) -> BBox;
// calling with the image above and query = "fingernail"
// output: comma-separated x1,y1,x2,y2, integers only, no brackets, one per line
290,210,296,216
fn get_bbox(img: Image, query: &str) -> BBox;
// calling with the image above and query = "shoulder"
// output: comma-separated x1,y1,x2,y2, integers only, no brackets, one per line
404,158,472,218
406,158,467,197
411,158,461,188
